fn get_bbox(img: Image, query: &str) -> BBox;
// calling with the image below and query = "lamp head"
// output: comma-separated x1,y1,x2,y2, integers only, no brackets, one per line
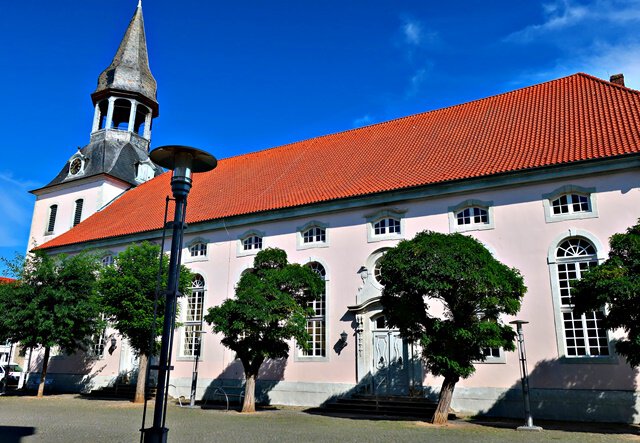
150,145,217,180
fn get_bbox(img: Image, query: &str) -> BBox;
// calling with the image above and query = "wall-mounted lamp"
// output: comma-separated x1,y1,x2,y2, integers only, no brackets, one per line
357,266,368,283
108,337,117,355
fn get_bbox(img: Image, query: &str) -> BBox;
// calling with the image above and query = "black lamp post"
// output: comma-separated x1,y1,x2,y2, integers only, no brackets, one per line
142,146,217,443
509,320,542,432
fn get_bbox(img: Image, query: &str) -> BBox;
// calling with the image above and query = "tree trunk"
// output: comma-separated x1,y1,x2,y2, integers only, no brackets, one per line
37,346,51,398
241,373,256,413
431,375,459,425
133,354,148,404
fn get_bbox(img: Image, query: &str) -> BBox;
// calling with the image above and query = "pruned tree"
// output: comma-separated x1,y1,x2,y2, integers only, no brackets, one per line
99,242,192,403
572,221,640,367
379,231,526,424
204,248,324,412
0,251,103,397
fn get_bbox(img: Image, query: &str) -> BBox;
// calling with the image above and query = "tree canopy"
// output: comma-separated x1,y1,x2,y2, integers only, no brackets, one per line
379,231,526,424
98,241,192,402
573,221,640,367
204,248,324,412
0,250,103,397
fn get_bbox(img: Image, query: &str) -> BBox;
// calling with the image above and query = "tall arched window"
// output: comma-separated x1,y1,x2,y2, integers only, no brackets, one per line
555,238,609,357
182,274,205,357
302,262,326,357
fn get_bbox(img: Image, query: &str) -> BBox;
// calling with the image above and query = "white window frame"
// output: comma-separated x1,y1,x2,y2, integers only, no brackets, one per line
296,259,329,362
185,238,208,262
101,253,114,267
237,230,265,257
543,185,598,223
179,273,206,360
448,199,495,233
296,221,329,250
88,327,106,359
365,209,406,243
547,230,614,363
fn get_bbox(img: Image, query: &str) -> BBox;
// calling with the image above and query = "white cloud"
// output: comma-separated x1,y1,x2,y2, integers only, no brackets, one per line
510,42,640,90
506,0,640,43
0,172,38,248
353,115,373,128
403,20,423,46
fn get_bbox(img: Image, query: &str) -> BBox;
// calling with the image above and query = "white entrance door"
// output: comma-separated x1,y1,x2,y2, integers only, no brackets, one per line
372,329,409,395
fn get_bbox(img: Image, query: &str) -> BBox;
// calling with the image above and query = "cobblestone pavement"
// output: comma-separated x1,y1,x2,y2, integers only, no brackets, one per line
0,394,638,442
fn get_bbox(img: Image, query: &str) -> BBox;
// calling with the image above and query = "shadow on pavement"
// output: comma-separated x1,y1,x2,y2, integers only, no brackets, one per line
0,425,36,442
469,417,640,436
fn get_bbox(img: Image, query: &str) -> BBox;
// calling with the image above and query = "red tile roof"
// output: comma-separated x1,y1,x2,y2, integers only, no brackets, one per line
0,277,16,284
40,73,640,250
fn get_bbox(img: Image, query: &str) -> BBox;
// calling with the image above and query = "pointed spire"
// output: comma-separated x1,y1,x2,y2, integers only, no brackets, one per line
93,3,158,112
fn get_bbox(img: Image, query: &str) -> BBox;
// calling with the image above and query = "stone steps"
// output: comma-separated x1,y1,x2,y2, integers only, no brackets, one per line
319,394,438,420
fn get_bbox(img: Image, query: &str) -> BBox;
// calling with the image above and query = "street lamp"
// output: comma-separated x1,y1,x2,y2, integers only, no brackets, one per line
509,320,542,432
142,146,217,443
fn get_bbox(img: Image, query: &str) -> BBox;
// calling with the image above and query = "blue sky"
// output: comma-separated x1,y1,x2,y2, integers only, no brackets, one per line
1,0,639,274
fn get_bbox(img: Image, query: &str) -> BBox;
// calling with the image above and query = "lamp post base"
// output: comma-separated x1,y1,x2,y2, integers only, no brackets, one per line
517,425,543,432
142,427,168,443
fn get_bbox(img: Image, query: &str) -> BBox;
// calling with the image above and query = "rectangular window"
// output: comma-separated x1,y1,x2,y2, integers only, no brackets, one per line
557,259,609,357
46,204,58,234
73,199,84,227
183,284,204,357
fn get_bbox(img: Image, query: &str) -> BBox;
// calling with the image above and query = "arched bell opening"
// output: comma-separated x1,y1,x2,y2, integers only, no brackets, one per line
112,99,132,131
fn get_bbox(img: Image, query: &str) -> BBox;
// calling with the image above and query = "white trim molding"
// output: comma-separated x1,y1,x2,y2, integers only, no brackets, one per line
236,229,266,257
448,199,495,233
365,208,407,243
296,220,330,250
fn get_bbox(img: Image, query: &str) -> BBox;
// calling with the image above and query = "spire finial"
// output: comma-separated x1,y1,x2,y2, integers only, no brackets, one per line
138,0,142,8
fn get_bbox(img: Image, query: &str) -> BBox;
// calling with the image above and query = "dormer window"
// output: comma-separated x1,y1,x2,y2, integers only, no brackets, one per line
237,230,265,257
448,200,494,233
366,209,406,242
543,185,598,223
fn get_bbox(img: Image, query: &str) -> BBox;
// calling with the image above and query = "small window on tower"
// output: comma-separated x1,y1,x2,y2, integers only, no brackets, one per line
73,199,84,227
46,205,58,235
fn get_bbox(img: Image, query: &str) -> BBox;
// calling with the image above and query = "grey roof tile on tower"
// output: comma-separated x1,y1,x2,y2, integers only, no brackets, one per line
94,3,157,105
42,139,163,190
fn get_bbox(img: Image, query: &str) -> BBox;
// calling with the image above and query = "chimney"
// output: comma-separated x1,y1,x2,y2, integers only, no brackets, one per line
610,73,625,87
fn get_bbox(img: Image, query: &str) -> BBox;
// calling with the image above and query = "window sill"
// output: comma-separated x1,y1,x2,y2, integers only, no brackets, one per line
294,355,329,362
184,256,208,263
545,212,598,223
559,355,618,364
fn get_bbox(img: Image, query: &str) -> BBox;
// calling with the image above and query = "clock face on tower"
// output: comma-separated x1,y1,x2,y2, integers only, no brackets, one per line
69,158,82,175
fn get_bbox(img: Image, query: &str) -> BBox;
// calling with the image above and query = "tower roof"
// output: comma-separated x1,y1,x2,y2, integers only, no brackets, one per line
93,3,157,111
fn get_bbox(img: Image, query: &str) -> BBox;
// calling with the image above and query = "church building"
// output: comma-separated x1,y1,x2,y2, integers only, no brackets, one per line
27,3,640,422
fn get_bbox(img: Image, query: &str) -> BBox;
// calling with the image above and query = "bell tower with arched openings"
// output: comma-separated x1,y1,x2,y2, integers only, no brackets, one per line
27,2,163,250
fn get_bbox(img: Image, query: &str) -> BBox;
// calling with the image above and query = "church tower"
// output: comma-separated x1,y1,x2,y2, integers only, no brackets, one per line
27,2,162,250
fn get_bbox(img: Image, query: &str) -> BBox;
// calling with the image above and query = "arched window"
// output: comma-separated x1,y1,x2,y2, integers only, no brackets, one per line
303,226,326,244
373,256,384,285
189,242,207,257
73,199,84,227
101,255,114,267
302,262,326,358
243,235,262,251
374,217,400,236
46,204,58,234
112,99,132,130
552,194,590,215
182,274,205,357
456,207,488,226
555,238,609,357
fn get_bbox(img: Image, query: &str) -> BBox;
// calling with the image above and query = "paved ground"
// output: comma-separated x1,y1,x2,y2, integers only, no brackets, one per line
0,394,639,442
